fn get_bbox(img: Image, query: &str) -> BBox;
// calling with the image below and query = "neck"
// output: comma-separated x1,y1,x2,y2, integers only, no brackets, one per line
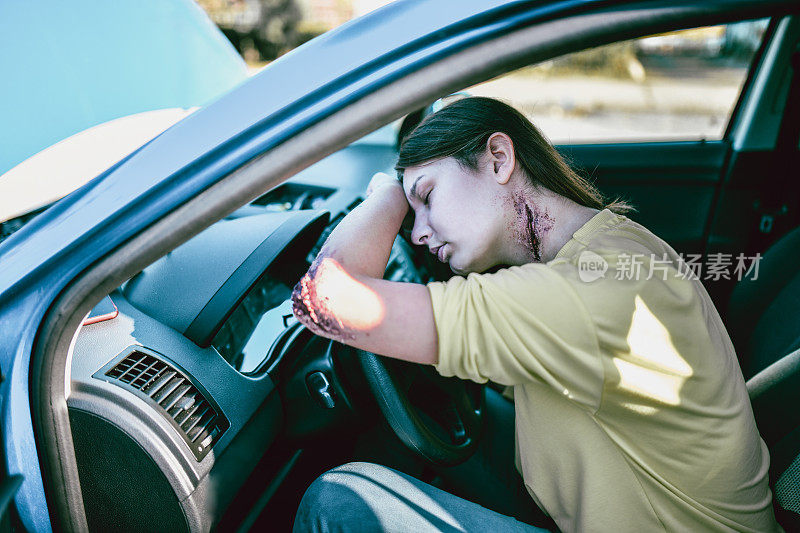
506,187,600,265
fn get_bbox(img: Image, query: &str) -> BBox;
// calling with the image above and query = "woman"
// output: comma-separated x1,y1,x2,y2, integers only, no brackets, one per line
291,97,777,532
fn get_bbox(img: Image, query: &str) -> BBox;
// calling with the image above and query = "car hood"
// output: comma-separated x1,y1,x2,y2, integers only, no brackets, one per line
0,0,248,221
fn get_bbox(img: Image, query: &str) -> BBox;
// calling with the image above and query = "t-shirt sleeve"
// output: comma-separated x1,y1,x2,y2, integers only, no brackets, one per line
427,263,603,412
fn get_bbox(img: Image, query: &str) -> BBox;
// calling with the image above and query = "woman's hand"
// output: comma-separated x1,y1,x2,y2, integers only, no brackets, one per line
367,172,413,234
366,171,404,199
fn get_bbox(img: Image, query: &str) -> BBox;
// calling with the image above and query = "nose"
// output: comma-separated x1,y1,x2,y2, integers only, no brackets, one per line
410,213,431,246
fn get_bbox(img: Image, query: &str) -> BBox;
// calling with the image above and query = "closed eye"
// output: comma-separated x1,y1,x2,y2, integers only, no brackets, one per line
424,189,432,205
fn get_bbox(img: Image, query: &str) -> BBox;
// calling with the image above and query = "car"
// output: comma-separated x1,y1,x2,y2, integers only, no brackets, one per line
2,0,800,530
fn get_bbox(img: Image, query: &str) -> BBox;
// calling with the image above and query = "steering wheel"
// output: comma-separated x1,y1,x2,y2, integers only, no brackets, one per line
356,348,485,467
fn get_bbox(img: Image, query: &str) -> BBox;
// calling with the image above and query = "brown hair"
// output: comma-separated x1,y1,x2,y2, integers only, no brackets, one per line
395,96,635,215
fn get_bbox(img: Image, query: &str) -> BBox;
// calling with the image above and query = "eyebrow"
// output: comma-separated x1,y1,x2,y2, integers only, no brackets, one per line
409,175,425,202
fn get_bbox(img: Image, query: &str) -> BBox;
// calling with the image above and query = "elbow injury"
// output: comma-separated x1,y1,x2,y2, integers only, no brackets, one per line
292,255,385,341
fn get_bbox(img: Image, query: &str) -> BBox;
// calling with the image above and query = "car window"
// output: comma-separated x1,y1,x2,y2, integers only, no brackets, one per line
467,18,770,144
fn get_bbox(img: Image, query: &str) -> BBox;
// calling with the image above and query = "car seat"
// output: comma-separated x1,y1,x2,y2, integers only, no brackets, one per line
728,224,800,527
748,345,800,528
727,224,800,379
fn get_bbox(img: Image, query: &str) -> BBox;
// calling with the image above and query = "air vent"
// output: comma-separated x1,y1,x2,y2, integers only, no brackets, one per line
100,349,229,461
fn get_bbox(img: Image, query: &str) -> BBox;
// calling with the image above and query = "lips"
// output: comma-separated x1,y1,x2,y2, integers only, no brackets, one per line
430,243,447,263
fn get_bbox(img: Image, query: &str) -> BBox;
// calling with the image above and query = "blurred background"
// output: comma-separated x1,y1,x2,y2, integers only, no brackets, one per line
197,0,769,144
197,0,394,67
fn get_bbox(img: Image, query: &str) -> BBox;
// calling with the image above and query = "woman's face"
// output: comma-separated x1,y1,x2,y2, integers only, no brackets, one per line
402,156,509,275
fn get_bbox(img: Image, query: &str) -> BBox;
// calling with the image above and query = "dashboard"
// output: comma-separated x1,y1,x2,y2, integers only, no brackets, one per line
66,136,429,531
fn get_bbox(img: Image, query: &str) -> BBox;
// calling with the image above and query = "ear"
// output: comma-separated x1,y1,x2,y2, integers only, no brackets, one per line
486,132,515,185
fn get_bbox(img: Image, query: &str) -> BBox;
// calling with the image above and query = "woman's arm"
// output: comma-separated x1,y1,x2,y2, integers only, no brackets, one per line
292,174,438,365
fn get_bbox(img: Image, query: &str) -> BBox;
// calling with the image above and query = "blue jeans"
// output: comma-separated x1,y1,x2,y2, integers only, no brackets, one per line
293,389,553,532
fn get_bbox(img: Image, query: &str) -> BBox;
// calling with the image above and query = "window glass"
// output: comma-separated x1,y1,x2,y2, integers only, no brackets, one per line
467,19,770,144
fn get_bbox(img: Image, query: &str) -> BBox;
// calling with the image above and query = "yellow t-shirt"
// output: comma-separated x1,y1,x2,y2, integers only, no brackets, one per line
428,208,778,532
